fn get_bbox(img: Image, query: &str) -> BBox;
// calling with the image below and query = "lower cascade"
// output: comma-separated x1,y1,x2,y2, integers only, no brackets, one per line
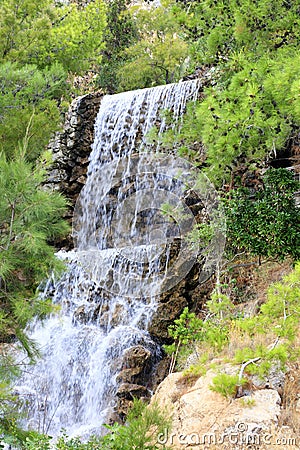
15,80,207,437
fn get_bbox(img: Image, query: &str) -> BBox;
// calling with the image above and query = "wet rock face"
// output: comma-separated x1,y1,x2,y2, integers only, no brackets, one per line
115,346,153,419
148,259,205,342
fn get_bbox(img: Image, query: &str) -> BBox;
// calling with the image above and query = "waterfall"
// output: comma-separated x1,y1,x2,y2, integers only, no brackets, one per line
14,80,210,438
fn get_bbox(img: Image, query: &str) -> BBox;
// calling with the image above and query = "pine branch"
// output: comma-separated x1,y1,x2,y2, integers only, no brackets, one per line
6,201,16,251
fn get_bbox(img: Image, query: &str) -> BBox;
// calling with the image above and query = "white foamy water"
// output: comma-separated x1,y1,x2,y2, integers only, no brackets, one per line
15,80,201,437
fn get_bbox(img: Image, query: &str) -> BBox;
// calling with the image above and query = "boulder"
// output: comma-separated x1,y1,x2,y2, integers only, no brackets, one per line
150,369,298,449
148,295,188,342
116,345,152,385
116,383,151,421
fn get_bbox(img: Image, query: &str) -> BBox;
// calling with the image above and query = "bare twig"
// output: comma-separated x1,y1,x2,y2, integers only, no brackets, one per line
238,357,261,384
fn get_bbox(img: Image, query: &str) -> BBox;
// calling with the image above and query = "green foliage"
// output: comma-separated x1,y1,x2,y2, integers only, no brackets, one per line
143,1,300,183
234,346,265,365
0,61,67,160
187,223,214,253
195,49,300,182
96,0,138,93
233,263,300,377
207,290,234,318
100,399,170,450
167,306,203,344
164,307,203,370
16,399,171,449
260,263,300,340
203,322,229,351
116,0,189,91
23,433,52,450
166,263,300,386
0,152,69,348
183,364,205,378
165,301,230,370
0,358,21,446
210,373,246,399
176,0,300,66
0,0,107,74
0,0,55,63
45,0,107,74
224,168,300,260
239,397,256,408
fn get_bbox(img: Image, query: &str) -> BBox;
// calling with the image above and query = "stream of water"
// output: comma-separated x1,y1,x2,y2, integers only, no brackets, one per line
15,80,203,437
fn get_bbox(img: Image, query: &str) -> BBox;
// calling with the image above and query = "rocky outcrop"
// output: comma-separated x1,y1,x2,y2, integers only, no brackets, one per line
115,345,170,420
149,269,214,342
150,369,298,449
117,383,151,420
117,346,152,383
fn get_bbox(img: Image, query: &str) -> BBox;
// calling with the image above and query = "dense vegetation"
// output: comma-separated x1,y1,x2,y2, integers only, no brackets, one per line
19,399,170,450
164,262,300,402
0,0,299,447
0,0,107,442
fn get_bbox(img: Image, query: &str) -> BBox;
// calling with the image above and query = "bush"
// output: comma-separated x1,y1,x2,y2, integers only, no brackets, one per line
210,373,246,399
224,168,300,261
15,400,171,450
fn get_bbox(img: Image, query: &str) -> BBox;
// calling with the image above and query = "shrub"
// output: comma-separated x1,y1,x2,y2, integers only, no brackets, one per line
224,168,300,261
210,373,246,399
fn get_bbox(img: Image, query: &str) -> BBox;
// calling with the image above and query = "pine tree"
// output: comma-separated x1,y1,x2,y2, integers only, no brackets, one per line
0,0,107,74
0,62,68,161
0,152,69,348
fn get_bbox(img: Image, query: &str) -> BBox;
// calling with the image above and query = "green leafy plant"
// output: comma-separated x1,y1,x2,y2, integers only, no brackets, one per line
116,0,189,91
239,397,256,408
233,263,300,379
167,307,203,345
224,168,300,261
99,399,171,450
164,306,204,371
96,0,138,93
0,62,67,161
0,152,69,350
210,373,246,399
182,363,207,380
0,0,107,74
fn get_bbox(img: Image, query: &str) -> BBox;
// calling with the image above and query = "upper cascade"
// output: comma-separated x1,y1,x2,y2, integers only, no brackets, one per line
74,79,201,251
91,79,201,168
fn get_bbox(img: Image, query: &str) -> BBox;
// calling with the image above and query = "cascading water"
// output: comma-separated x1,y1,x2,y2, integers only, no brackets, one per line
15,80,204,438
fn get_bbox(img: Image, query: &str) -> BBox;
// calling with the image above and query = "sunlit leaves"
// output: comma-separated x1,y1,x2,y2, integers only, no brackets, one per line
0,0,107,74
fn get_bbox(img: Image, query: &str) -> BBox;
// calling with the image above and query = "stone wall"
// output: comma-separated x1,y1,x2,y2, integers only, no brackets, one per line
46,92,103,247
